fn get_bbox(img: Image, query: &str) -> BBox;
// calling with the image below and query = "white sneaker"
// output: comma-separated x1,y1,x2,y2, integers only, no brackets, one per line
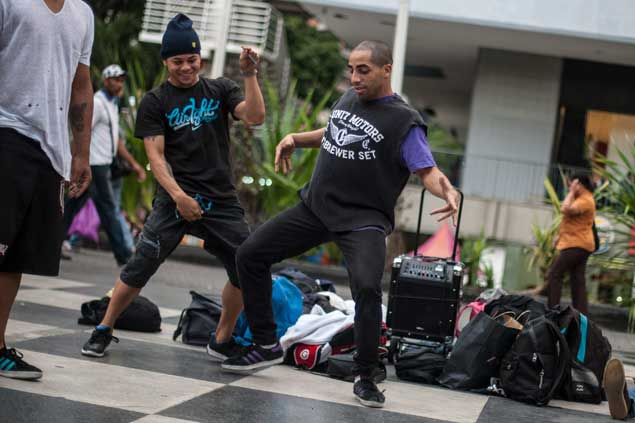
61,240,73,260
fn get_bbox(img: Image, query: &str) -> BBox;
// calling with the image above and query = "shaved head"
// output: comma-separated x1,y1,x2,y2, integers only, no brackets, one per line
352,40,393,67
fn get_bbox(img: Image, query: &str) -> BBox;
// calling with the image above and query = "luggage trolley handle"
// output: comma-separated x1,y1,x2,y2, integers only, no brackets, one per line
414,188,464,261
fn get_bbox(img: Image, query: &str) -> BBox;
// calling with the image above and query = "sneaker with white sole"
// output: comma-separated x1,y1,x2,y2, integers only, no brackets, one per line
0,347,43,380
81,328,119,357
354,378,385,408
221,342,283,373
207,337,245,362
603,358,631,420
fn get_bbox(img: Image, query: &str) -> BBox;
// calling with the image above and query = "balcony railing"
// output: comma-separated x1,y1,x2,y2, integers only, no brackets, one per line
427,149,592,204
139,0,284,60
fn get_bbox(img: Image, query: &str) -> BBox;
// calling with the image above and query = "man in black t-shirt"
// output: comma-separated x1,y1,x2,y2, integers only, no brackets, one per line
80,14,265,360
223,41,459,409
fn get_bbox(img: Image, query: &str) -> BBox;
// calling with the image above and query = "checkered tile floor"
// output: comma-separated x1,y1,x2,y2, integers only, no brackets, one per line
2,273,618,423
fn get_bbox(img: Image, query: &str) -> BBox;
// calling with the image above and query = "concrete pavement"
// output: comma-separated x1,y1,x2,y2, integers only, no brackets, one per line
1,249,627,422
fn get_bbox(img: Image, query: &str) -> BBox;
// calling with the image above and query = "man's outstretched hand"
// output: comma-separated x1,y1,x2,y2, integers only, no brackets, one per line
430,177,459,225
274,135,296,174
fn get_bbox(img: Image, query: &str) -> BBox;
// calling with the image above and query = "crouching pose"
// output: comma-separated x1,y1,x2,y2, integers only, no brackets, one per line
224,40,458,409
80,14,264,359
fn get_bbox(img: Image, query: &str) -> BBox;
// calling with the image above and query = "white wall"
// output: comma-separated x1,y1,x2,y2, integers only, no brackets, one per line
302,0,635,44
461,48,561,202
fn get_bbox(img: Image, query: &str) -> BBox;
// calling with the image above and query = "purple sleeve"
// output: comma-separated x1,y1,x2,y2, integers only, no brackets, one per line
401,125,436,173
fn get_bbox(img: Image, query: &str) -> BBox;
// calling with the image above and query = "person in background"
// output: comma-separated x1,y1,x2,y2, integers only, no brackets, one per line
546,173,596,315
0,0,94,380
62,64,145,264
110,116,147,254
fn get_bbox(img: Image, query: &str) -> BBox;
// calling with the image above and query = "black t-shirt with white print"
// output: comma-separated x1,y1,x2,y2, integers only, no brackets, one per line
135,77,244,202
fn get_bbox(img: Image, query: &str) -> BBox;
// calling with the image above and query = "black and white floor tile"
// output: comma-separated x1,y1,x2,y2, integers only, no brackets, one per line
1,274,619,423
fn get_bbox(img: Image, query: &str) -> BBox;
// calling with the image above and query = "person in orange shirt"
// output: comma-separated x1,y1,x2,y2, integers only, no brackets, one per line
546,173,596,314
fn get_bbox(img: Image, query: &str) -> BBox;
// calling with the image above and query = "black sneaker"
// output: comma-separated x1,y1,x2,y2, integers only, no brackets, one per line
221,342,283,373
207,337,245,362
354,378,385,408
81,329,119,357
0,348,43,380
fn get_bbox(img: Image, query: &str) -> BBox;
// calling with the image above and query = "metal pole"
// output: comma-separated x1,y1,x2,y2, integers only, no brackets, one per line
391,0,410,94
210,0,233,78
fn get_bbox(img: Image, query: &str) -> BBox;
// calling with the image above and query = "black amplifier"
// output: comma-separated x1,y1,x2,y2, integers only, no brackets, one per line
387,189,465,344
387,255,463,342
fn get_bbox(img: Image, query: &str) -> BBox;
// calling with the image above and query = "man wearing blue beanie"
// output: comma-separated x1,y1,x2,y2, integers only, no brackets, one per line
81,13,265,361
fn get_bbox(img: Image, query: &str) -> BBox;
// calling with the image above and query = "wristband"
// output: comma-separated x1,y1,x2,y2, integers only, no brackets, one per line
240,69,258,77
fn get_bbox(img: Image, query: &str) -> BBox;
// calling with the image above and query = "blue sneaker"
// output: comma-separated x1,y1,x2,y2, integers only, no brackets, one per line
221,342,283,373
0,348,43,380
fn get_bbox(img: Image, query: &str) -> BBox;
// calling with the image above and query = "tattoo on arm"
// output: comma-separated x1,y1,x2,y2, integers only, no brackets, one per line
70,102,88,132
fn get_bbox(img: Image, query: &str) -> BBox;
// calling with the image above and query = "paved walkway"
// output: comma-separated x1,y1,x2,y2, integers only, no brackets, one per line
1,250,627,422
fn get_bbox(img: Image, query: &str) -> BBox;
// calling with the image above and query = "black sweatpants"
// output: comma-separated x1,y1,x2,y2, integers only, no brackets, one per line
236,202,385,377
546,247,591,314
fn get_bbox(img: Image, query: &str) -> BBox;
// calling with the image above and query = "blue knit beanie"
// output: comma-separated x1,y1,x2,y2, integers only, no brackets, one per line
160,14,201,59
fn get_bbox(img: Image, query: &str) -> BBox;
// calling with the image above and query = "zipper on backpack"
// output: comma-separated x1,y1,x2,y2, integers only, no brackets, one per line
539,369,544,389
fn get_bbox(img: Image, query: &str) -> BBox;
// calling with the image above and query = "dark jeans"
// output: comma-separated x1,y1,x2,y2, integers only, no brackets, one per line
121,195,249,289
547,247,591,314
236,202,386,377
63,164,132,266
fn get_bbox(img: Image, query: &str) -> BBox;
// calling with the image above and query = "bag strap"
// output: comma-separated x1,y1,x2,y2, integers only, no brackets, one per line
516,310,531,324
172,307,189,341
493,311,516,320
537,318,571,403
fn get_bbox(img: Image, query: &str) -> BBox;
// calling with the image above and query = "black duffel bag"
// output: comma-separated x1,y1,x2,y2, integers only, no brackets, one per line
485,294,548,321
327,353,386,383
78,295,161,332
395,343,448,385
438,312,520,390
172,291,222,346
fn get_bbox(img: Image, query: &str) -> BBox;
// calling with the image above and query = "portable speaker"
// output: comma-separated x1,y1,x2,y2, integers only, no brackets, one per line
387,189,465,343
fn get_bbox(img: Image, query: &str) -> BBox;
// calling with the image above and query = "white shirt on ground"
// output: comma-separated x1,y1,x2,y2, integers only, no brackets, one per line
0,0,94,179
90,90,119,166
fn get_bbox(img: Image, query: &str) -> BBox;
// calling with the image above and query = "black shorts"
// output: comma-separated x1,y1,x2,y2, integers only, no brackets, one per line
120,194,250,288
0,128,64,276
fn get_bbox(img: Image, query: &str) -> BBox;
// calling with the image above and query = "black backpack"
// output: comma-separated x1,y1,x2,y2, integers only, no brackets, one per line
549,306,612,403
78,295,161,332
499,316,570,406
172,291,222,346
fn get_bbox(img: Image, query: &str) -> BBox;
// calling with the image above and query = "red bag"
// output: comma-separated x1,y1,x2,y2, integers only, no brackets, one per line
291,344,329,370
